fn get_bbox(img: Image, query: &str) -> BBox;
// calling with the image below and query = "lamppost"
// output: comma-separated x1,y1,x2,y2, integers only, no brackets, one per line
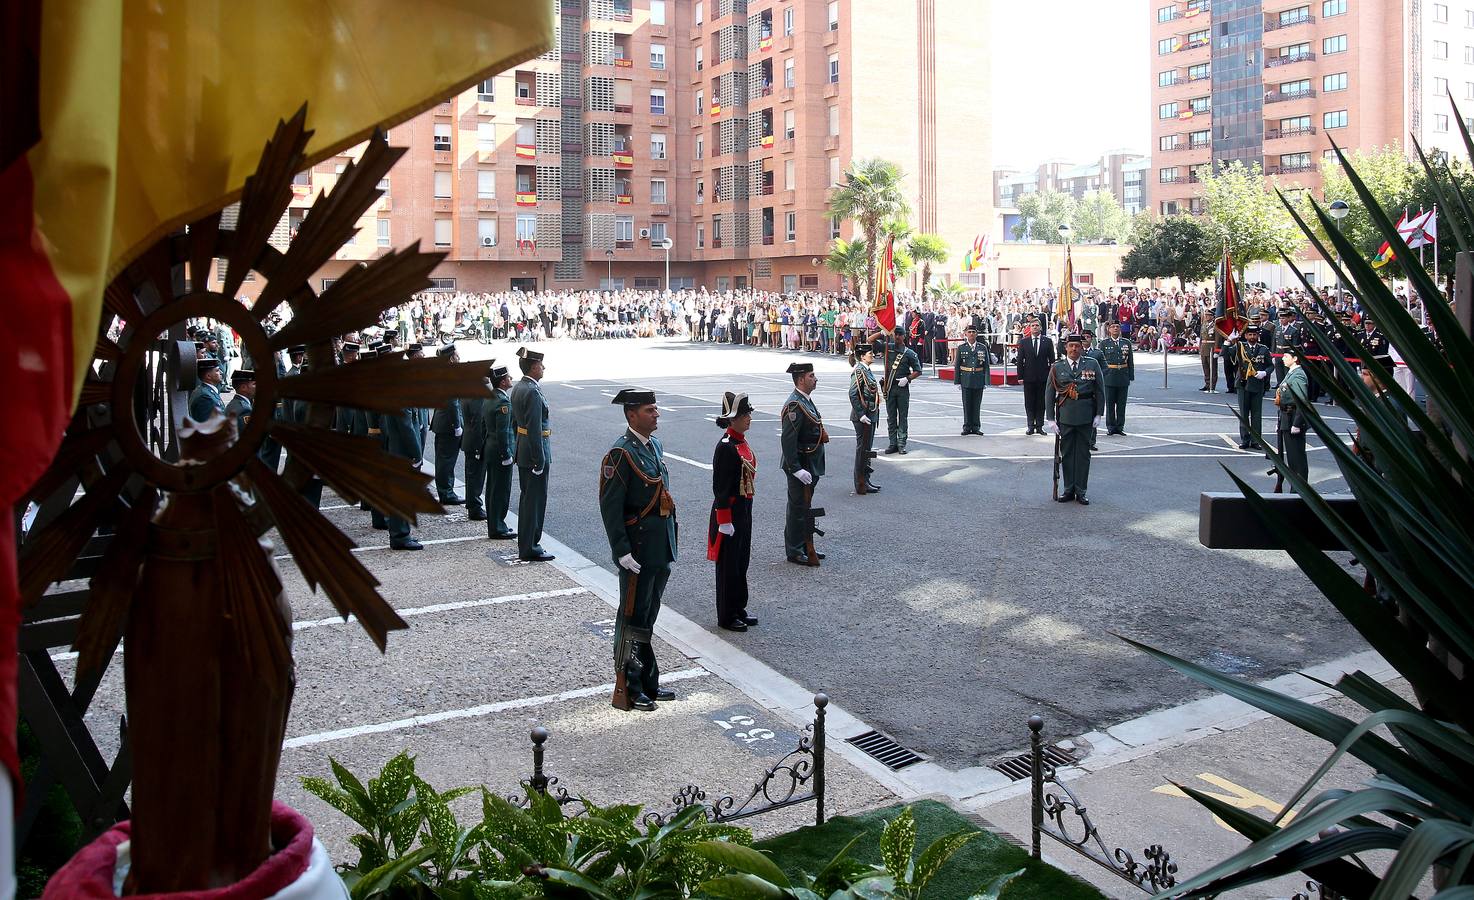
660,237,674,291
605,248,614,290
1328,199,1349,307
1057,222,1072,337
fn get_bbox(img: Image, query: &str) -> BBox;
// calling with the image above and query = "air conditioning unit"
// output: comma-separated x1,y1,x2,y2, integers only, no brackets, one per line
481,236,495,247
639,228,651,239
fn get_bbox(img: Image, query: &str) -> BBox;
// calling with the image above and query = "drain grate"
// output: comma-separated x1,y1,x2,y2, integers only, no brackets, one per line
990,745,1077,782
845,730,924,770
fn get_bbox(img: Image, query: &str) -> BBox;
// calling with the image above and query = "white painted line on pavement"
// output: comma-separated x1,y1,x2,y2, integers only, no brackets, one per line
663,451,714,470
563,383,585,390
273,534,484,561
282,666,712,748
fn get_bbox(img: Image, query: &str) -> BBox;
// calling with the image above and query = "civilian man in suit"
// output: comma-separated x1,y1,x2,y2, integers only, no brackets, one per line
1015,317,1055,435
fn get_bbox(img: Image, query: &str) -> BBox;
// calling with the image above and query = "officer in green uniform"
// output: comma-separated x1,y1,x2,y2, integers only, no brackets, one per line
188,358,227,422
780,361,826,565
1276,348,1311,487
1236,324,1273,449
374,346,425,550
333,342,368,436
1098,320,1134,435
1046,334,1104,505
599,388,678,712
1358,316,1391,371
512,347,554,561
953,323,990,435
1254,310,1277,383
482,364,517,540
223,369,255,427
882,334,923,454
429,344,464,505
461,363,491,522
1082,330,1106,450
1274,306,1300,387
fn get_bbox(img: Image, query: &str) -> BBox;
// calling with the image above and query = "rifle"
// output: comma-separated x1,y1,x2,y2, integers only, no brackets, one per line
610,569,639,710
1271,423,1285,494
801,481,825,566
1052,431,1061,501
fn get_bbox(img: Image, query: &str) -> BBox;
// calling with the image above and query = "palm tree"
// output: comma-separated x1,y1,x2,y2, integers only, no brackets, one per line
825,237,868,296
907,232,949,299
827,158,910,297
937,280,968,302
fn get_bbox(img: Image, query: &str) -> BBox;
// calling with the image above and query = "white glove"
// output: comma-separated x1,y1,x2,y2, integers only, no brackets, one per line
896,376,909,387
618,553,642,573
860,415,871,425
532,467,544,476
454,427,463,438
501,456,514,466
718,522,735,536
1290,426,1303,435
1052,421,1061,436
794,469,813,485
1092,416,1100,429
1259,370,1269,379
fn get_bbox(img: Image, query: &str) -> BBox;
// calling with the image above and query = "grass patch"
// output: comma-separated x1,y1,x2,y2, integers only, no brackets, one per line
755,800,1105,900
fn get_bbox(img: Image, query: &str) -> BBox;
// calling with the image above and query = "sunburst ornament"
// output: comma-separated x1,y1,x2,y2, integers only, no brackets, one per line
17,107,490,892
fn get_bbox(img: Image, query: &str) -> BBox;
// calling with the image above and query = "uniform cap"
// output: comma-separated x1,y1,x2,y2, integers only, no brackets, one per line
436,344,457,358
231,369,256,383
406,342,424,354
516,346,545,362
490,365,510,380
716,391,754,427
1064,334,1084,344
786,362,815,375
341,342,360,353
852,341,873,356
611,388,657,406
1278,306,1296,317
288,344,307,355
1244,325,1260,334
964,323,977,332
198,358,221,372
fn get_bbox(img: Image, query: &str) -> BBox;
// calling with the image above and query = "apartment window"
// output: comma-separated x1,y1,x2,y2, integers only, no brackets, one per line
433,123,451,150
650,0,665,25
516,215,536,241
695,46,703,70
1468,81,1474,99
1188,62,1210,81
784,109,796,139
1190,128,1210,147
650,222,667,242
427,278,456,291
829,216,841,239
695,179,704,203
477,170,496,199
783,274,798,292
828,156,841,185
712,215,723,242
434,170,452,198
785,211,797,241
1467,45,1474,64
611,216,632,243
828,54,840,83
478,78,495,101
478,218,497,246
1436,77,1450,96
828,105,840,135
1322,0,1345,15
1158,37,1176,55
1323,72,1347,92
650,178,667,204
1159,134,1178,151
650,89,666,114
1190,95,1210,112
1324,109,1348,129
1281,42,1311,59
784,57,795,87
695,134,704,159
1280,78,1311,96
1436,114,1451,132
1279,5,1310,25
1322,35,1347,55
696,223,706,248
477,121,496,151
1160,200,1181,215
1159,166,1180,183
1435,3,1450,22
1281,152,1311,170
650,43,666,69
1157,4,1177,21
434,218,452,246
828,0,839,30
694,1,702,24
1158,70,1176,87
376,218,390,247
783,7,795,35
784,158,795,190
1187,28,1209,46
1468,8,1474,27
650,133,667,159
1159,101,1179,119
1435,41,1449,59
695,89,704,115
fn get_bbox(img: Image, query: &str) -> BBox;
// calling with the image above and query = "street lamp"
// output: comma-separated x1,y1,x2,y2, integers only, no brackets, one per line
605,248,614,290
1328,200,1349,306
660,237,674,291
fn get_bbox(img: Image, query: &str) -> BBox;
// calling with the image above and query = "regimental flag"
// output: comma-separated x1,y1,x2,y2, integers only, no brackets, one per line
758,36,774,52
1055,247,1079,326
612,152,634,169
515,143,537,159
1403,207,1437,248
0,0,551,793
1371,211,1408,269
516,238,538,254
710,102,722,118
760,134,775,148
516,192,538,207
870,236,898,333
616,194,633,204
1215,246,1247,337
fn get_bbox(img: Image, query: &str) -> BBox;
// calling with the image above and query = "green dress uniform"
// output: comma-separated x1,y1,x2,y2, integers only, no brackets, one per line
1236,336,1273,448
223,391,252,428
1045,352,1105,502
1277,364,1311,487
1098,336,1134,434
188,379,226,423
780,388,826,562
461,388,488,518
848,360,880,493
953,338,990,435
482,385,517,539
430,397,463,503
1273,315,1299,386
599,426,678,710
511,372,552,560
882,341,923,452
1084,343,1106,449
381,405,424,548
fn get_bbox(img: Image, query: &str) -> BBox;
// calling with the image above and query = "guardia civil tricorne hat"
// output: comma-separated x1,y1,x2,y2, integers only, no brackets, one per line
786,362,814,375
715,391,754,427
516,346,545,362
611,388,657,407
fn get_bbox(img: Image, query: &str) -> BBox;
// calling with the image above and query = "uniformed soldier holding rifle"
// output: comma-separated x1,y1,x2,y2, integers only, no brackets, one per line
1046,334,1105,505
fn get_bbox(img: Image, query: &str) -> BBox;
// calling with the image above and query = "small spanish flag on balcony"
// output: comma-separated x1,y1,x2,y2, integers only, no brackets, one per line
515,143,536,159
613,152,634,168
1170,36,1183,51
617,194,633,204
710,102,721,117
1177,109,1195,120
760,134,775,148
1185,5,1202,16
613,56,633,68
516,192,537,206
758,36,773,52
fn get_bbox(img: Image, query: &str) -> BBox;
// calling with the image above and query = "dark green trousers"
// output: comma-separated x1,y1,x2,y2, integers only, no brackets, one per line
1238,387,1265,445
960,387,983,432
434,432,460,500
486,460,514,535
463,451,487,514
885,387,910,449
614,560,670,698
517,465,548,556
1059,423,1093,496
1104,385,1128,432
784,473,819,558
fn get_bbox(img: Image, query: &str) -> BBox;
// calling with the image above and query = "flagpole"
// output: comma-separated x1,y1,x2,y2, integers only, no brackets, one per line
1433,203,1440,301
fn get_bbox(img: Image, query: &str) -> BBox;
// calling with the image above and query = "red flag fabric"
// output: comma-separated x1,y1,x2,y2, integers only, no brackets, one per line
870,237,897,333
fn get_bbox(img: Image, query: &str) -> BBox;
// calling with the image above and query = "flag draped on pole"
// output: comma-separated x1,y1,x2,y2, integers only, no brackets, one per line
1403,207,1437,248
870,236,897,333
1214,246,1247,337
0,0,551,792
1055,247,1076,327
1371,211,1408,269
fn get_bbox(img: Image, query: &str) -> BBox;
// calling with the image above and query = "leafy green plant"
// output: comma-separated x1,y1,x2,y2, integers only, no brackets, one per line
1126,97,1474,898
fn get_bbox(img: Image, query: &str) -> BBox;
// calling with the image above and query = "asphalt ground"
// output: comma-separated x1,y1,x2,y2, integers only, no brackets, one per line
450,337,1366,770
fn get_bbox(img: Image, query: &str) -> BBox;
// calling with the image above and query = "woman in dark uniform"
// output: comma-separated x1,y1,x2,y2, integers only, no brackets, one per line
709,392,759,632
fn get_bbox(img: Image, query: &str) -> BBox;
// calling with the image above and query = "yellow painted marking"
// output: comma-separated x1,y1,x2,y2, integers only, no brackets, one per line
1152,773,1298,833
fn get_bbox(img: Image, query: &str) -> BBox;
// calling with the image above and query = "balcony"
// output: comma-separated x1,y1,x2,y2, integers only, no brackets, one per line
762,235,775,245
1265,124,1317,139
515,96,537,106
712,238,723,249
1265,51,1315,67
1264,12,1315,30
1187,70,1211,82
759,183,775,195
614,104,634,114
1265,162,1316,174
615,239,635,249
433,197,453,212
476,198,498,212
1159,175,1187,185
1265,87,1316,104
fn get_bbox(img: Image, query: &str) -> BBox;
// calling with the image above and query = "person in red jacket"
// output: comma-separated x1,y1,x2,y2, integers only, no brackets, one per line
709,392,759,632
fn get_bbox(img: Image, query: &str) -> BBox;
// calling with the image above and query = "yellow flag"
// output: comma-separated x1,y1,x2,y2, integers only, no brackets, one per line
1055,248,1074,322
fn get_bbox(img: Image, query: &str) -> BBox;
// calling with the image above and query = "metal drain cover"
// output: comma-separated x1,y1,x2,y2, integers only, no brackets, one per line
990,745,1077,782
845,730,924,770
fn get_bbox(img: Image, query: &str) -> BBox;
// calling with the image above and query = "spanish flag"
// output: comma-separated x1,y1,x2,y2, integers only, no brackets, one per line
0,0,550,788
870,236,897,333
516,143,537,159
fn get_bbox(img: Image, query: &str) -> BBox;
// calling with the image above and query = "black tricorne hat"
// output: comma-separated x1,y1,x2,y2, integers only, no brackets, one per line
786,362,814,375
611,388,657,407
197,358,221,372
491,365,510,380
436,344,457,358
341,342,360,354
516,347,545,362
715,391,754,427
288,344,307,355
231,368,256,383
1064,334,1084,344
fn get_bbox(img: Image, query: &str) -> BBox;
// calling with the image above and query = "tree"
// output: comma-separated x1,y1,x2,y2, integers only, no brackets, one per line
1010,189,1075,242
825,238,868,296
1116,216,1217,289
907,232,949,298
1197,159,1302,277
1072,190,1130,244
827,158,911,297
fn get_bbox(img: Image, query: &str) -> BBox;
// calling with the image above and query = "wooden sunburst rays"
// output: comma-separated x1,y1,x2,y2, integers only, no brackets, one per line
17,105,493,674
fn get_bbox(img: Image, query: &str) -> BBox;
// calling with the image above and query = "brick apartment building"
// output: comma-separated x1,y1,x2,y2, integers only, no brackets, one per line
228,0,992,298
1149,0,1419,215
